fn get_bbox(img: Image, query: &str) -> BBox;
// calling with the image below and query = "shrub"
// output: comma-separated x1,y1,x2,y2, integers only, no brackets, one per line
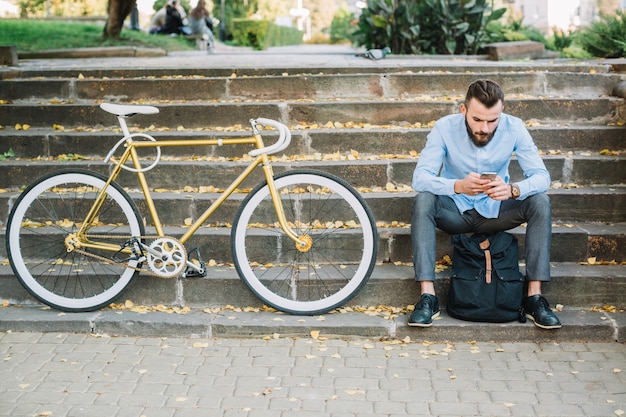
487,18,548,43
230,19,303,50
352,0,423,54
578,10,626,58
352,0,506,55
561,44,593,59
420,0,506,55
330,3,355,44
549,28,573,52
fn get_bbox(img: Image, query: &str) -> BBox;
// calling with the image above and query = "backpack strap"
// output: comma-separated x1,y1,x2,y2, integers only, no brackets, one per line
479,239,492,284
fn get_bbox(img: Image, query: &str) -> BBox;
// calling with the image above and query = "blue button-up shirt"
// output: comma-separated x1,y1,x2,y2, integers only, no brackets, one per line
412,112,550,219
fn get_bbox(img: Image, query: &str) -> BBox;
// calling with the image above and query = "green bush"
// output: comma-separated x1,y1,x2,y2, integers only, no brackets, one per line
561,44,593,59
218,0,259,41
352,0,506,55
484,17,548,43
578,10,626,58
352,0,424,54
231,19,303,50
330,3,355,44
421,0,506,55
549,28,573,52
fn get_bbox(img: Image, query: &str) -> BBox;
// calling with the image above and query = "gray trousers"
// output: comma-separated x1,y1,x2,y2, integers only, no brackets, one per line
411,192,552,282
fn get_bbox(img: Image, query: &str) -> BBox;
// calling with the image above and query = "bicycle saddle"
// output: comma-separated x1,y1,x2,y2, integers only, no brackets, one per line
100,103,159,117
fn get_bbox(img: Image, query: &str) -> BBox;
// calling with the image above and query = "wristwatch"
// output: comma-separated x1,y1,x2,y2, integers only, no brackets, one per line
510,183,520,199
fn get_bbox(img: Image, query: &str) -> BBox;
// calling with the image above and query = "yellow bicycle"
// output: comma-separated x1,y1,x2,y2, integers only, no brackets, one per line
6,103,378,315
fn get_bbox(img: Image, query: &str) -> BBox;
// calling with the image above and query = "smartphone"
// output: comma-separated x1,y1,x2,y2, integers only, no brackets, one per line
480,172,497,180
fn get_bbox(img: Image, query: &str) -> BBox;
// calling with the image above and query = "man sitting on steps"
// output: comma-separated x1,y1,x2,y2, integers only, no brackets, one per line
409,79,561,329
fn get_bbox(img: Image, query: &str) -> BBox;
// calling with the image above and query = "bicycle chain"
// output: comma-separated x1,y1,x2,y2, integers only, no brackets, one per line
72,235,183,278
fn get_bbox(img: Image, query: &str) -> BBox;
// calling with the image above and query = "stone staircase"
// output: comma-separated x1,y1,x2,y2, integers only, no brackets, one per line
0,57,625,339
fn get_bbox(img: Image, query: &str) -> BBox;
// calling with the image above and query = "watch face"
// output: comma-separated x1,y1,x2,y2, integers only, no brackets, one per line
512,185,520,197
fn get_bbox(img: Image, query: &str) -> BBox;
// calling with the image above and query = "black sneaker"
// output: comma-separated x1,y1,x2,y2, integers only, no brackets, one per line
408,294,440,327
524,294,562,329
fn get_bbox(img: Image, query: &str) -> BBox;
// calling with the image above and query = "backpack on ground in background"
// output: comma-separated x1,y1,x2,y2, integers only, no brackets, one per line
447,232,526,323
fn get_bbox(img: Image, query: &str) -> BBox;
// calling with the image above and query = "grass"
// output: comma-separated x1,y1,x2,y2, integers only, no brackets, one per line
0,19,195,52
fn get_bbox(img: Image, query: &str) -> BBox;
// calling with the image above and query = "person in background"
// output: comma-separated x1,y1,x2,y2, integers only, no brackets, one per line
409,79,561,330
129,5,140,31
149,3,167,34
188,0,215,51
161,0,190,35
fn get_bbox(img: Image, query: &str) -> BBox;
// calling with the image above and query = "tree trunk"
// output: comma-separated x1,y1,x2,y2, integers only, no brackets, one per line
103,0,136,40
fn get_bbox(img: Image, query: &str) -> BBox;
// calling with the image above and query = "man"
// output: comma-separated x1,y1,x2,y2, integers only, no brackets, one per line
409,79,561,329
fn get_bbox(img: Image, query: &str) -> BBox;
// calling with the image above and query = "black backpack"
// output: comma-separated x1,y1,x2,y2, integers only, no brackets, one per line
447,232,526,323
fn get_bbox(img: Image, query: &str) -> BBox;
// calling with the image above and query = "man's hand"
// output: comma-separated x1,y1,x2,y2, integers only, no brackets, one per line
454,172,510,200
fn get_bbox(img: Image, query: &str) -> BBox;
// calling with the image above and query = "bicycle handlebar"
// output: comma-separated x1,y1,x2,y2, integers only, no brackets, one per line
248,118,291,157
100,103,290,160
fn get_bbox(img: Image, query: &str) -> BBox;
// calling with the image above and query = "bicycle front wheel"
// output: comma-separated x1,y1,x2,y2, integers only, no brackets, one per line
6,170,145,312
231,170,378,315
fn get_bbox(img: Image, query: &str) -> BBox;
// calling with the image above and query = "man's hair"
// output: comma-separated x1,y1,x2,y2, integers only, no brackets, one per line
465,79,504,108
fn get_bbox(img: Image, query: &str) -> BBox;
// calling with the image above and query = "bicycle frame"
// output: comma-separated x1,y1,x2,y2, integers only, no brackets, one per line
72,111,307,261
7,102,378,313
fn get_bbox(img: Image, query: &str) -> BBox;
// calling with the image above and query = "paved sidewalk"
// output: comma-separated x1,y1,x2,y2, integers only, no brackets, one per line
1,331,624,417
11,43,623,73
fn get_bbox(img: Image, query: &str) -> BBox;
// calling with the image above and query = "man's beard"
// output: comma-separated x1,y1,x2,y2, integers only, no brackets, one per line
465,117,496,147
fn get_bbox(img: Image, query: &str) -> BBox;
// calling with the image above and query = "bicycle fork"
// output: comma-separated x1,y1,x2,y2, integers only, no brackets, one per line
261,162,312,253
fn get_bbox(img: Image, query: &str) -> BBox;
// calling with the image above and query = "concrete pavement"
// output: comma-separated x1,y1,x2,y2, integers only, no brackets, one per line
1,331,625,417
11,42,619,73
12,43,486,71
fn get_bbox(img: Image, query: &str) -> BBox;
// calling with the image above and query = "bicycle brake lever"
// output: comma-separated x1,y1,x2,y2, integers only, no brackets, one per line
248,118,291,157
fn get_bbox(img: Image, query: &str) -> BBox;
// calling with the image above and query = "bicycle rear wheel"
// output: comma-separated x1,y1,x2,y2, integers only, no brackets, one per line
231,170,378,315
6,170,145,312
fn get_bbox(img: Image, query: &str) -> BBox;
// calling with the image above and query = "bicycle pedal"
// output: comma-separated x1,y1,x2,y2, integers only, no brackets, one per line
184,248,207,278
184,267,206,278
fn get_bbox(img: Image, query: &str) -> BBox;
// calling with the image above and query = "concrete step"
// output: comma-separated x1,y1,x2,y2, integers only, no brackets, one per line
0,262,624,342
1,155,624,192
1,97,623,128
2,61,620,81
127,185,626,226
3,71,623,102
1,261,624,309
1,126,624,160
2,55,624,342
0,304,623,342
1,220,624,266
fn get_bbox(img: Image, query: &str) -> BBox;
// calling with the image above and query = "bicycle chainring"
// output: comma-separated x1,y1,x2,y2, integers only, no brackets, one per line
146,237,187,278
